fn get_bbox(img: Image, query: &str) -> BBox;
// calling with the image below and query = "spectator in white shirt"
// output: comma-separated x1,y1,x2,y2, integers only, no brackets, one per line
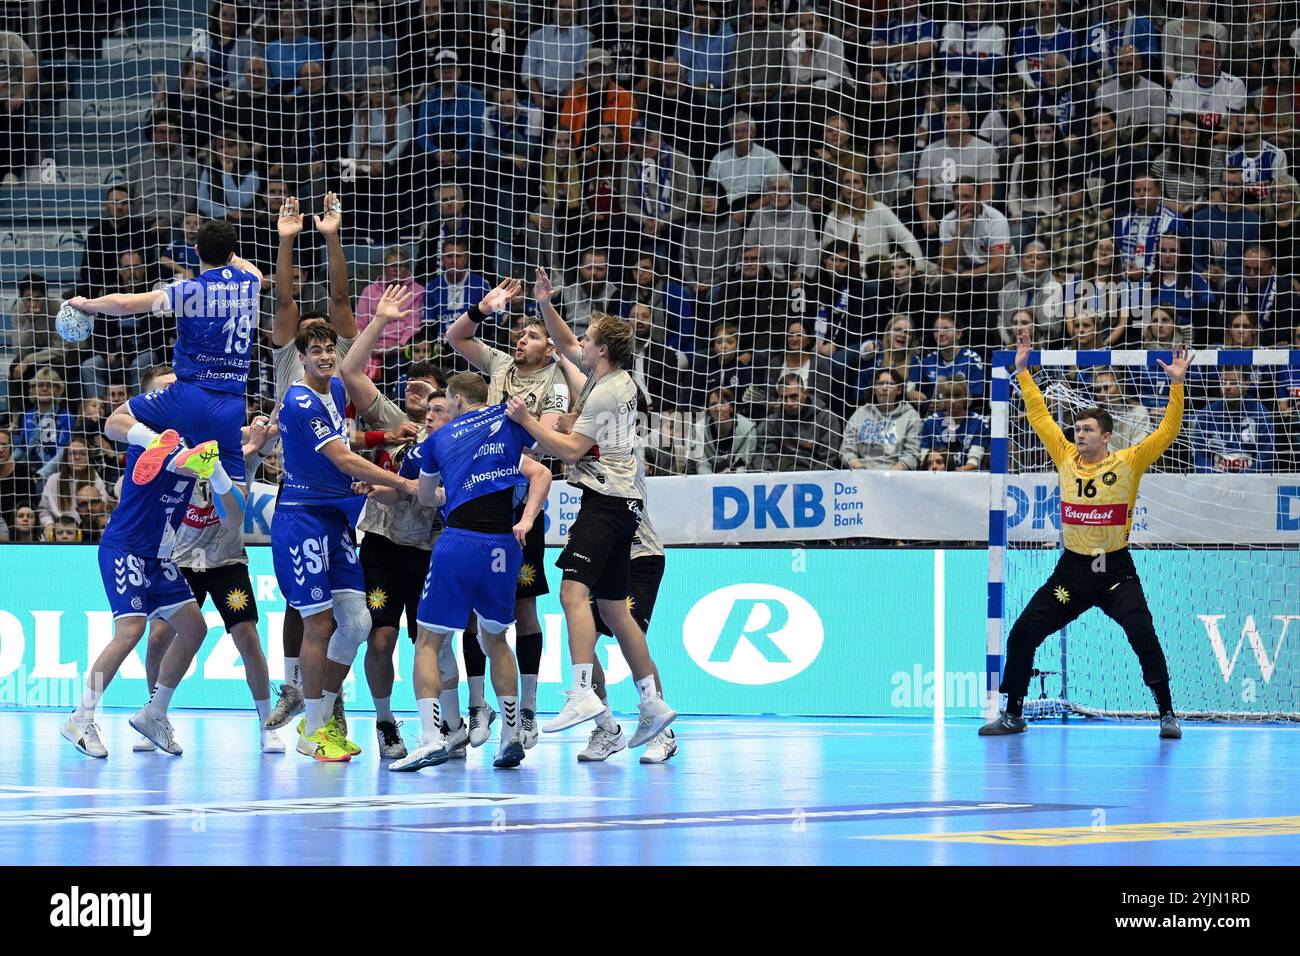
743,174,820,281
913,100,1000,239
708,110,787,208
822,166,926,280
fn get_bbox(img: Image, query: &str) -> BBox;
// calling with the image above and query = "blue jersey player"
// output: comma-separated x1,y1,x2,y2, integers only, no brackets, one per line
61,422,241,759
272,321,416,762
70,219,263,490
389,372,551,773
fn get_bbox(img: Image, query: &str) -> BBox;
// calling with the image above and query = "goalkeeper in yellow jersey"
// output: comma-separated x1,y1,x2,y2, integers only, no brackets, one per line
982,330,1193,740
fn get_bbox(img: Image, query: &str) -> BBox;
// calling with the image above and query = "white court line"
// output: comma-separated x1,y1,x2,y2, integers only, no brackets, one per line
0,792,612,827
0,785,157,800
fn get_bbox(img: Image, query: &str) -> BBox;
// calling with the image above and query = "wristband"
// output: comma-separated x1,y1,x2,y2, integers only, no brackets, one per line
466,303,487,324
365,430,386,448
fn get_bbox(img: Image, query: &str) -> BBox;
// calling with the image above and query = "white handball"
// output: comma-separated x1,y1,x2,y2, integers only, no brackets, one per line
55,303,94,343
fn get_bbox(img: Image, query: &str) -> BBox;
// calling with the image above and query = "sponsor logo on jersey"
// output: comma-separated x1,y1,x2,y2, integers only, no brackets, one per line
517,563,536,587
309,417,332,440
225,589,250,612
1102,471,1118,485
1054,585,1070,604
367,588,388,610
1061,502,1128,526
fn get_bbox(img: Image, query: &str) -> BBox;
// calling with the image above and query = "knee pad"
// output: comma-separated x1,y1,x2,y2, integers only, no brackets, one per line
326,591,372,666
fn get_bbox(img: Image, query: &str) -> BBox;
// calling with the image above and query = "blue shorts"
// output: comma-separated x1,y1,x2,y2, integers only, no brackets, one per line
272,505,365,615
417,528,522,635
129,379,247,483
98,546,195,621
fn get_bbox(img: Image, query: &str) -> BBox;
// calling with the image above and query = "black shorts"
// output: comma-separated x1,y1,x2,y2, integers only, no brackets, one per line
181,563,259,630
515,515,549,600
360,532,432,639
556,490,644,601
592,554,665,636
1016,548,1151,636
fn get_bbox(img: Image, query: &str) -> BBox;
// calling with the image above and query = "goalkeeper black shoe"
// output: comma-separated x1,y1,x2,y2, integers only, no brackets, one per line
978,712,1028,736
1159,714,1182,739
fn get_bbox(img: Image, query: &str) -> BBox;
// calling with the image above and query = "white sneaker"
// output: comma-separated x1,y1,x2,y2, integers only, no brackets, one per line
133,735,157,752
443,720,469,759
577,724,627,762
493,733,525,769
389,738,450,772
520,708,539,749
467,705,495,747
628,696,676,748
61,717,108,758
129,707,183,755
542,689,605,733
375,720,408,759
261,728,286,753
640,729,678,764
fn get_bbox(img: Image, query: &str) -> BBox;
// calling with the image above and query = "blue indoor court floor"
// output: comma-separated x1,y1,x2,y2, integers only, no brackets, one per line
3,709,1298,866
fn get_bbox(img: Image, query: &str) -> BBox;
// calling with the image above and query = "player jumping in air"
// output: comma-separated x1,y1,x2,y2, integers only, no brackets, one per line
445,273,567,749
982,330,1192,739
70,219,262,492
128,366,284,754
273,320,417,762
389,372,552,772
61,425,233,758
507,274,677,749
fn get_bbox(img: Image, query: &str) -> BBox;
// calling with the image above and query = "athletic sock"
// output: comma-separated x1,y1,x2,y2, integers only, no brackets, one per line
74,682,103,723
373,695,395,724
520,675,538,712
1006,695,1025,718
147,682,176,716
304,697,328,735
208,459,233,495
1151,680,1174,716
515,630,543,680
126,423,160,449
253,697,272,724
284,657,300,686
439,689,462,730
320,689,339,722
468,676,486,709
634,675,657,705
595,705,619,734
416,698,441,745
573,663,594,694
500,695,518,732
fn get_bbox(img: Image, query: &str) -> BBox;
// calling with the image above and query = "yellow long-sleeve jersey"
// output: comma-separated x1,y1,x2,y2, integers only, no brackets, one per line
1019,369,1184,555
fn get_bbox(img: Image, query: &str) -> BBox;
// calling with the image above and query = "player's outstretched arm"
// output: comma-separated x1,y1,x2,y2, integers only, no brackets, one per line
446,277,523,370
1012,328,1071,465
320,440,416,495
534,267,582,366
341,284,415,411
229,253,264,284
316,191,358,339
506,395,593,463
68,290,167,316
1131,343,1192,469
271,196,302,348
513,455,552,547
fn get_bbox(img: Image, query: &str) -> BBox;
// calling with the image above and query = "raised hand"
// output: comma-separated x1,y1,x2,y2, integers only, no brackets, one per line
66,296,99,315
1156,342,1194,384
1014,327,1032,375
245,415,272,453
374,283,415,326
278,196,303,240
533,266,554,303
479,277,522,315
314,191,343,236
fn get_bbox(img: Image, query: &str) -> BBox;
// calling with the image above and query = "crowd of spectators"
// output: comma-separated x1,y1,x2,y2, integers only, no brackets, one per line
3,0,1300,540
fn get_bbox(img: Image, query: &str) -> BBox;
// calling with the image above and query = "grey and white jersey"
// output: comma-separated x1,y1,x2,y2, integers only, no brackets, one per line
567,369,641,500
171,480,247,570
478,342,570,415
629,453,663,561
354,391,442,550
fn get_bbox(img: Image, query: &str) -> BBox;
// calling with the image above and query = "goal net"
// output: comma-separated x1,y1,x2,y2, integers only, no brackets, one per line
990,348,1300,722
1,0,1300,550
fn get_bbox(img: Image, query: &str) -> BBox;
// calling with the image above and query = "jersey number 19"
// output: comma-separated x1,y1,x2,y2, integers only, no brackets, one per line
223,314,253,355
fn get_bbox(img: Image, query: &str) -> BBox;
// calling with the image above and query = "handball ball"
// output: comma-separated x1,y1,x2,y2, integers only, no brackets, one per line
56,303,93,343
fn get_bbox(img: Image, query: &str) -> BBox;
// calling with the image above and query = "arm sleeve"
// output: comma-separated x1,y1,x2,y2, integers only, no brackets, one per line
1017,369,1072,466
1125,381,1185,472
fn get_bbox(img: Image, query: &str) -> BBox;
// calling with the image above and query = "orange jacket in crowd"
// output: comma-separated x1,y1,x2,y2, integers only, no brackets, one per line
559,80,638,148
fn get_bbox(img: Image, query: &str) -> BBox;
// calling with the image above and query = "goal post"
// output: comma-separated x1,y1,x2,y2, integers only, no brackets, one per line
988,347,1300,723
